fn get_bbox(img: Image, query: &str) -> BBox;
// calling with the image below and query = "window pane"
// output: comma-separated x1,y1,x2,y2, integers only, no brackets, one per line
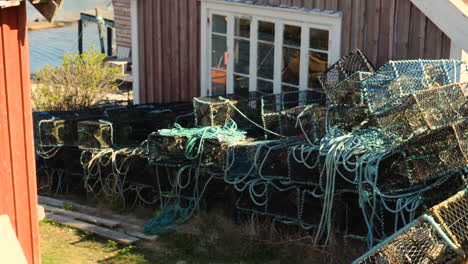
234,39,250,75
212,14,227,34
310,28,329,50
282,47,301,85
258,79,273,94
234,75,249,97
212,34,227,68
259,21,275,42
235,18,250,38
258,43,275,80
211,69,227,96
308,51,328,88
284,25,301,47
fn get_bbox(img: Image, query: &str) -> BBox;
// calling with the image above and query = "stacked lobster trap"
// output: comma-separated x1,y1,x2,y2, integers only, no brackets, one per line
32,49,467,258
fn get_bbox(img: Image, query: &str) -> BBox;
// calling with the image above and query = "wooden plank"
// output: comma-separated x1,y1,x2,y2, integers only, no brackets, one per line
46,213,139,245
4,5,35,263
377,0,396,67
138,0,147,103
408,3,426,59
125,230,158,242
179,0,189,101
364,0,381,67
146,0,154,103
41,204,120,228
188,0,199,99
161,0,172,103
154,0,162,102
441,33,451,59
170,0,180,101
394,0,411,60
338,0,352,56
350,0,365,51
424,19,442,59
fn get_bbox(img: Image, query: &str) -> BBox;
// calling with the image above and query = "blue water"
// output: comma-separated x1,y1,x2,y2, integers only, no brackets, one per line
27,0,113,73
29,25,109,73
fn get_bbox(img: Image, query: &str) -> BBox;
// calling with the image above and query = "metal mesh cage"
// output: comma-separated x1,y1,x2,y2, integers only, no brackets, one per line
77,120,131,149
317,49,375,89
406,120,467,184
193,97,236,127
362,60,466,115
324,71,373,106
37,119,65,147
147,133,188,165
354,217,461,264
430,189,468,250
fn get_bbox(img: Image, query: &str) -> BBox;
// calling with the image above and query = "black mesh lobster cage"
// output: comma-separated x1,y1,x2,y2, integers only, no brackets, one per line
33,110,103,147
77,120,131,149
317,49,375,90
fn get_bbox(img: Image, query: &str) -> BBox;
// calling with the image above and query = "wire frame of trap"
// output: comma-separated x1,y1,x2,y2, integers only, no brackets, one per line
405,120,467,184
430,189,468,251
362,60,466,115
324,71,374,106
261,104,327,141
353,216,463,264
146,132,189,165
77,120,131,149
317,49,375,90
37,119,66,147
374,83,467,141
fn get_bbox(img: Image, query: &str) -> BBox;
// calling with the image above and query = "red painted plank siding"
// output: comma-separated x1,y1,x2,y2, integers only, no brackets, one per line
0,3,41,264
137,0,451,103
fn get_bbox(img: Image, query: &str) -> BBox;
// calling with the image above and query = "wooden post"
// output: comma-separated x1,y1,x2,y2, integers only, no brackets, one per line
78,18,83,54
96,8,106,54
107,27,113,56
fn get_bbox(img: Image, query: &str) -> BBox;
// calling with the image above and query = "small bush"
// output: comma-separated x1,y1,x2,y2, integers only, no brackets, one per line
32,48,120,111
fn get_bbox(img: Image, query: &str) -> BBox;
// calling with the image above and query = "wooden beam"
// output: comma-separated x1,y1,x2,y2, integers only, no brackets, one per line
41,204,120,228
46,213,139,245
29,0,63,22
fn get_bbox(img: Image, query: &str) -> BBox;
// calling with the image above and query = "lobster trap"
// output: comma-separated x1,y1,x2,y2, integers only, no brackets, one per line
353,216,463,264
193,97,237,127
147,133,189,165
405,120,467,184
317,49,375,89
430,189,468,251
362,60,466,115
37,119,66,147
261,104,327,141
77,120,131,149
324,71,373,106
287,143,322,185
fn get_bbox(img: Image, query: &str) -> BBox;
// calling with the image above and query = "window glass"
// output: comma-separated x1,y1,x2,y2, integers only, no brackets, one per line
257,43,274,80
308,51,328,88
235,18,250,38
283,25,301,47
259,21,275,42
310,28,329,50
212,35,227,68
212,69,227,96
282,47,301,85
234,75,249,97
258,79,273,94
212,14,227,34
234,39,250,74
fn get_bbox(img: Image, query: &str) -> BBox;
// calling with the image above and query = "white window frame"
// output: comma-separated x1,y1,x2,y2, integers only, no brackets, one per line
200,0,343,97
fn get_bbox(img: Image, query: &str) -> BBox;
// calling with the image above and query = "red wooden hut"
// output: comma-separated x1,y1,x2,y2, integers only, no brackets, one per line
0,1,62,263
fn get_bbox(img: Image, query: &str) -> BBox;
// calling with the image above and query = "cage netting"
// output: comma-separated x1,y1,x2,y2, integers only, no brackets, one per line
317,49,375,90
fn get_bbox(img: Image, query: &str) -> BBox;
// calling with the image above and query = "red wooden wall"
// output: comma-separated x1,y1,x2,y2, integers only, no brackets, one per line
137,0,451,104
0,3,41,264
